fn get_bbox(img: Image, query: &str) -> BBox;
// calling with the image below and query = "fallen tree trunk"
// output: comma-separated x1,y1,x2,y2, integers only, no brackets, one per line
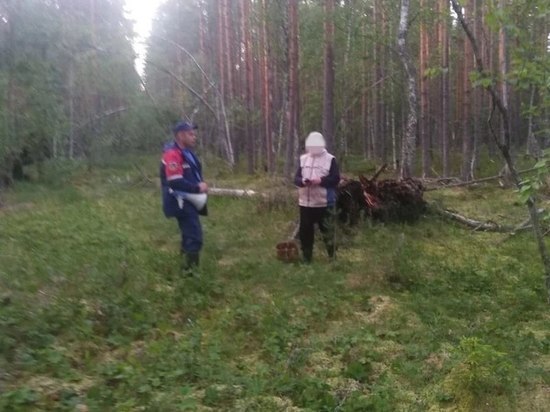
429,203,543,233
207,186,540,236
431,206,518,232
209,188,259,197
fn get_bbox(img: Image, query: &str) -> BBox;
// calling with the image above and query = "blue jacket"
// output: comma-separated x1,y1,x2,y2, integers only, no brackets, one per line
160,142,204,218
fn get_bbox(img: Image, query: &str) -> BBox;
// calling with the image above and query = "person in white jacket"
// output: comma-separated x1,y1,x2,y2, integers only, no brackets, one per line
294,132,341,262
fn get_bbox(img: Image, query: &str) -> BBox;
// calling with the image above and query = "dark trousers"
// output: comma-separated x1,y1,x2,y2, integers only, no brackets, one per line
176,202,203,254
299,206,335,262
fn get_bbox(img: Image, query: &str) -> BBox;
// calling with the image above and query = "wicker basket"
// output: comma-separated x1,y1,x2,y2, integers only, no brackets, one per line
275,240,300,263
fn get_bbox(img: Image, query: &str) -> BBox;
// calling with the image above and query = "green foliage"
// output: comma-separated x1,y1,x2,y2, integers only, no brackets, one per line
0,0,142,183
1,156,549,410
0,387,39,411
470,70,495,88
443,337,518,408
517,149,550,218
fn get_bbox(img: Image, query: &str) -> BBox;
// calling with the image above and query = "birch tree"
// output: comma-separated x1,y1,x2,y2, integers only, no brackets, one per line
450,0,550,302
397,0,418,179
322,0,336,151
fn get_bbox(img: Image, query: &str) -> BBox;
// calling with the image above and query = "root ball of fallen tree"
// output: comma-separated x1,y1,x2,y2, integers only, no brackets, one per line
337,173,426,224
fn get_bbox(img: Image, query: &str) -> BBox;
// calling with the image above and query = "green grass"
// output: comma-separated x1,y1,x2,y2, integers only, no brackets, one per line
1,156,549,411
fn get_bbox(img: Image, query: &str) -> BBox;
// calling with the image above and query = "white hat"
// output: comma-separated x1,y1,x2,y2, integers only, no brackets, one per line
305,131,326,148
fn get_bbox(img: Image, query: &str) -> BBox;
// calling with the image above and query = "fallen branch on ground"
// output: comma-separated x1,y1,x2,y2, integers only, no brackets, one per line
424,167,538,191
429,203,544,233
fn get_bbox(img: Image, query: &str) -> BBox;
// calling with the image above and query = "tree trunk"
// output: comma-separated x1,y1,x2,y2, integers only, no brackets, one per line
260,0,273,173
419,0,431,177
361,15,370,159
472,0,482,166
217,1,226,102
198,0,210,151
240,0,254,174
397,0,418,179
68,60,75,159
373,0,386,161
439,0,450,177
460,0,474,181
322,0,335,152
214,1,235,166
222,0,234,102
498,0,510,148
4,3,16,180
338,0,354,156
285,0,300,177
450,0,550,303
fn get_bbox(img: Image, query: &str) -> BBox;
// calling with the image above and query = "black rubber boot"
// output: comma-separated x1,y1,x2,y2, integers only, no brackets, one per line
302,249,312,264
186,252,199,268
180,252,200,276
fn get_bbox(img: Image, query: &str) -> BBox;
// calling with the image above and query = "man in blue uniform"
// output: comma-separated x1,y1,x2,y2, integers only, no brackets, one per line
160,121,208,274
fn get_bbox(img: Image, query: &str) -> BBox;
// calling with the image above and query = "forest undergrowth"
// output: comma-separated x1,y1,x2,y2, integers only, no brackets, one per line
0,156,549,411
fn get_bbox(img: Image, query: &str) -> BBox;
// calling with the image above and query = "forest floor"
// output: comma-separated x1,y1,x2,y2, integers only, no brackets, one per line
1,155,549,411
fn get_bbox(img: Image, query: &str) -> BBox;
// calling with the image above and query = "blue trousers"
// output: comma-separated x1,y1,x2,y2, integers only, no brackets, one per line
176,203,203,254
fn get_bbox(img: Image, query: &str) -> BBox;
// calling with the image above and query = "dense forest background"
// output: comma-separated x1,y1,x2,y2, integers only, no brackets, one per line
1,0,549,182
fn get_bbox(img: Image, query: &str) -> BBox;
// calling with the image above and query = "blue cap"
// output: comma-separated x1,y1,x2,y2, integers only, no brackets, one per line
173,121,198,134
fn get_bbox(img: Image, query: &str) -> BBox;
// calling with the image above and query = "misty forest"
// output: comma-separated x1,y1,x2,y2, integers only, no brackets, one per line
1,0,550,410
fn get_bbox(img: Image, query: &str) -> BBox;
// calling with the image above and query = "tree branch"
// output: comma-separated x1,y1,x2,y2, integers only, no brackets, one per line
145,60,218,119
430,203,536,233
424,166,539,191
450,0,550,302
149,36,234,166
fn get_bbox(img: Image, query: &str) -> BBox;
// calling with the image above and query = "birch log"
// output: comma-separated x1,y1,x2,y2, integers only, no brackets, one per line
209,188,259,197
